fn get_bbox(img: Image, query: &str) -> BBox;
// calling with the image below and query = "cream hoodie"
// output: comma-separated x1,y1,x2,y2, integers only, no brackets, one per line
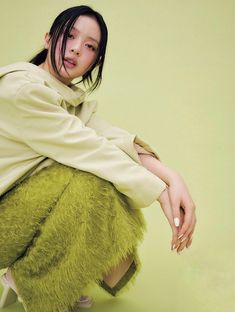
0,62,166,208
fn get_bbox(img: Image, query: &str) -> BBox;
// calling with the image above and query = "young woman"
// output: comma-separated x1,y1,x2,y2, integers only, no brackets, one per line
0,5,196,312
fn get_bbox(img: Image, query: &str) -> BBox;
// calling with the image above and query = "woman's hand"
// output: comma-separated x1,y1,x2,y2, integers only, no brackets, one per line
136,153,196,253
157,187,196,253
157,188,179,251
177,207,194,251
167,172,197,252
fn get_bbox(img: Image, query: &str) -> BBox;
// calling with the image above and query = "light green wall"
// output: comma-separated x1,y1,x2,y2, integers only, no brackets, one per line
1,1,234,311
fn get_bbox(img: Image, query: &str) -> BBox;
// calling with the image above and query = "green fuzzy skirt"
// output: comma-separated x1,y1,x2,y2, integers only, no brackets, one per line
0,163,146,311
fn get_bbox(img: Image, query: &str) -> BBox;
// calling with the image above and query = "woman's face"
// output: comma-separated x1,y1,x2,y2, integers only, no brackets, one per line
41,15,101,85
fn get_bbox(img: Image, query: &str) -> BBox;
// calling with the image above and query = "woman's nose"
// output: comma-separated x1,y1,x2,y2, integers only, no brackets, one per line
70,48,80,56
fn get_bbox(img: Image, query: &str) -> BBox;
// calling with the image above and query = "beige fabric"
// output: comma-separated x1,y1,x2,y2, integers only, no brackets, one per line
85,112,161,162
0,62,166,209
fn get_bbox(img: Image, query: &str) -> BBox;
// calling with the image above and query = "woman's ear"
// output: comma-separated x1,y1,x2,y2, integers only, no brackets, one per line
43,32,51,50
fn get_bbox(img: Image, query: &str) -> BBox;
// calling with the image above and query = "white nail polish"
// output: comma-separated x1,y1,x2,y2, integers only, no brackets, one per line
174,217,180,227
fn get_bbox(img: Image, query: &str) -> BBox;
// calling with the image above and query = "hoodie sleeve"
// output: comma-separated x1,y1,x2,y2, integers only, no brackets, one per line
84,102,161,164
12,82,166,209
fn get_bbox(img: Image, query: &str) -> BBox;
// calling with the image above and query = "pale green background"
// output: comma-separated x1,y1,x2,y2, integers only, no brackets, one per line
0,0,234,311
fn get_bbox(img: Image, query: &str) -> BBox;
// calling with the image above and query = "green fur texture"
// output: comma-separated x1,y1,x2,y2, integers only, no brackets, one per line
0,163,146,311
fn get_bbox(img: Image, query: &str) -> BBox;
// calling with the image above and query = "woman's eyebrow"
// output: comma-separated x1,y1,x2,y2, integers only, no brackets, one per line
71,27,99,45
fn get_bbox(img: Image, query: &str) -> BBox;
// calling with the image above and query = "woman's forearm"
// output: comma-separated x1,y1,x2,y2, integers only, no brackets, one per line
137,153,175,186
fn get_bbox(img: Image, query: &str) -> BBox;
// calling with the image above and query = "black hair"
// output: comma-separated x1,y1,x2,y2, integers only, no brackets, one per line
29,5,108,93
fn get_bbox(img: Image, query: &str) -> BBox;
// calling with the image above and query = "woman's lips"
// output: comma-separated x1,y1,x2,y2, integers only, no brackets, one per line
63,58,77,69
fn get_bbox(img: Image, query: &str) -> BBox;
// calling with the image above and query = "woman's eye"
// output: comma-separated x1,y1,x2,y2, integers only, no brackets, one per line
85,44,96,52
68,34,74,39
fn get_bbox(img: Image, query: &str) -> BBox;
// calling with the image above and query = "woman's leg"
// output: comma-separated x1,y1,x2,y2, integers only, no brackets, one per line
102,255,134,288
1,163,145,311
0,270,27,310
5,268,18,293
0,272,18,308
4,268,93,310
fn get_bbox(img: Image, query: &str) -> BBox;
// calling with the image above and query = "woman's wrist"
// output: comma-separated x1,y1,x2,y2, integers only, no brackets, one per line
166,170,181,185
160,166,179,186
138,153,177,185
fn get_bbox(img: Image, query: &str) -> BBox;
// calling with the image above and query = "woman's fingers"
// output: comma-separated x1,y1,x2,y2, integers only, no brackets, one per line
169,195,192,244
176,237,190,253
158,188,196,253
168,192,181,229
175,215,196,252
177,235,193,253
171,224,180,251
178,213,196,245
177,201,196,240
163,202,179,250
186,237,193,248
158,189,180,251
171,206,183,250
171,207,196,253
